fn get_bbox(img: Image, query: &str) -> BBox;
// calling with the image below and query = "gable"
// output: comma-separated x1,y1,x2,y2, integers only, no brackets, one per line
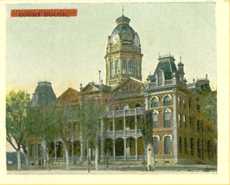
112,78,144,99
57,88,80,105
81,83,100,93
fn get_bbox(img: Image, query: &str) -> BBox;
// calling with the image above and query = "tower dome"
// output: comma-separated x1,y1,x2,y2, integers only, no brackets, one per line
109,15,141,49
105,14,143,87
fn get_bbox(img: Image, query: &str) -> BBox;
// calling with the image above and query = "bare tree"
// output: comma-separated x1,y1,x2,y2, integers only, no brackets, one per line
141,110,154,171
54,104,80,169
78,100,105,171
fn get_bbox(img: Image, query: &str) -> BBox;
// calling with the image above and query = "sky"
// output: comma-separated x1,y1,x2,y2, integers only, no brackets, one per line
6,2,216,97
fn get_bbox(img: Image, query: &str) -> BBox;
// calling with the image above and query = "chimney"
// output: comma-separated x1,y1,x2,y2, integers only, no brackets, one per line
99,70,103,85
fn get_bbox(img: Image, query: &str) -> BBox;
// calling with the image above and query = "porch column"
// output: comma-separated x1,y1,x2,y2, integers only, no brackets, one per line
54,140,57,161
113,111,115,160
124,138,127,160
113,139,116,160
36,144,39,165
135,137,138,160
100,119,104,160
71,122,74,163
80,135,84,161
172,94,178,163
123,110,126,134
123,110,126,160
71,140,74,163
135,108,138,160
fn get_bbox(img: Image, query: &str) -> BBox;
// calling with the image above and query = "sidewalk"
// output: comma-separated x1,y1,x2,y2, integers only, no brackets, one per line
7,164,217,173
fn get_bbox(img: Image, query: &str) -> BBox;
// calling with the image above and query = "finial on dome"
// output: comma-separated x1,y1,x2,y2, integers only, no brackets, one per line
115,14,130,25
122,6,124,16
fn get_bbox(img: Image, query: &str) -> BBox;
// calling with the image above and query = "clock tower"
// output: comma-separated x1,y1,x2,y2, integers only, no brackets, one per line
105,14,143,87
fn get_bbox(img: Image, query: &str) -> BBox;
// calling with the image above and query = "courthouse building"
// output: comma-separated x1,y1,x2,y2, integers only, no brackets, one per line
29,14,217,165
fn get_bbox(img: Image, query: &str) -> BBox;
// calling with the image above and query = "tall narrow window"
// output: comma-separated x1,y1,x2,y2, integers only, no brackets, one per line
153,137,159,155
122,60,128,74
179,136,182,154
164,136,172,154
197,120,200,132
115,60,118,75
111,61,115,78
164,109,171,128
157,70,164,86
197,138,201,158
127,60,133,74
190,138,194,156
110,62,113,78
163,95,171,106
153,111,159,128
133,61,137,76
184,137,187,154
207,140,211,159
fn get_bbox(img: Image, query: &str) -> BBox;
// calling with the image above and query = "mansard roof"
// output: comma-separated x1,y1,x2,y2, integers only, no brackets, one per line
31,81,56,107
148,55,178,82
154,56,177,80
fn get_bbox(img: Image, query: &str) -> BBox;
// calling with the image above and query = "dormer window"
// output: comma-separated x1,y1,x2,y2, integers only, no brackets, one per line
156,70,164,86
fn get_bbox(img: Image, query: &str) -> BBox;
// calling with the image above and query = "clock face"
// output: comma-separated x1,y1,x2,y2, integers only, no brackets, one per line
112,34,120,44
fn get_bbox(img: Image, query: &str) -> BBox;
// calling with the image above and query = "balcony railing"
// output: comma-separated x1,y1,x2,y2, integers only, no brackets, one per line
146,79,176,91
105,107,145,118
103,129,142,138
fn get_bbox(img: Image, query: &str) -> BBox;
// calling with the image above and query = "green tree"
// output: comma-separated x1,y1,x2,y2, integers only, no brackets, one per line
200,91,217,124
6,90,30,170
28,105,58,168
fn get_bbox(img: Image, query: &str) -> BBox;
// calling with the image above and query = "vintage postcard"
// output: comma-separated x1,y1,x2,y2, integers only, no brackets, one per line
0,0,230,184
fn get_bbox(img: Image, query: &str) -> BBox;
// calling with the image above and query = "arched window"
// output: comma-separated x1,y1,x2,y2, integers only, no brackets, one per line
163,95,171,106
150,97,159,108
152,111,159,128
164,108,171,128
164,136,172,154
153,137,159,155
